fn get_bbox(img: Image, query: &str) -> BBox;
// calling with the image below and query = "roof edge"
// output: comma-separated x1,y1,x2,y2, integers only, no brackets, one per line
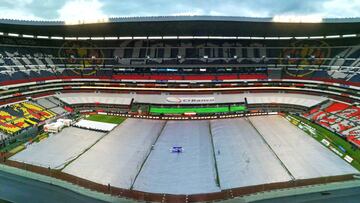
0,16,359,26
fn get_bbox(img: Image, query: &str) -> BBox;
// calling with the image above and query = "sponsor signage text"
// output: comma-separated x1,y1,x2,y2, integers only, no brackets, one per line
166,97,215,104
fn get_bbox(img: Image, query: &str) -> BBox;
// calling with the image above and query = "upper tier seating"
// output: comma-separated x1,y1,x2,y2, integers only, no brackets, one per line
0,40,359,85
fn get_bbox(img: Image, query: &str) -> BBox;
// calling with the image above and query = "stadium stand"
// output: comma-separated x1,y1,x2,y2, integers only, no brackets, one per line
324,102,350,113
55,92,327,107
55,94,132,106
304,101,360,147
0,102,56,135
35,98,58,109
0,36,359,86
0,35,359,110
49,107,67,115
0,16,358,201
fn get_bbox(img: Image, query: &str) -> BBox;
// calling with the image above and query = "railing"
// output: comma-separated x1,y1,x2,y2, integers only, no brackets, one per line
0,155,357,202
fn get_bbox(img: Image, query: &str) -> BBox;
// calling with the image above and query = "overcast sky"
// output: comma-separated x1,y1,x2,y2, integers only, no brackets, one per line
0,0,359,21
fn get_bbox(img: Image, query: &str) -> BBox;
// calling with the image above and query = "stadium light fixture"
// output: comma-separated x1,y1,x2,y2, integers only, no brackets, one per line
148,36,162,39
91,37,104,40
237,37,251,39
272,15,323,23
37,36,49,39
208,36,223,39
178,36,194,39
162,36,177,39
223,36,237,39
295,36,308,39
65,37,77,40
78,37,90,40
0,32,3,35
251,37,264,40
194,36,209,39
119,37,132,40
22,34,34,38
278,37,292,40
342,34,357,38
51,36,64,40
325,35,340,39
265,37,279,40
133,36,147,40
8,33,19,37
104,37,118,40
309,36,324,39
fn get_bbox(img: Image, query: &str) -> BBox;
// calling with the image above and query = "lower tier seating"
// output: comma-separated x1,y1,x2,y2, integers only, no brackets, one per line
303,101,360,147
0,102,56,135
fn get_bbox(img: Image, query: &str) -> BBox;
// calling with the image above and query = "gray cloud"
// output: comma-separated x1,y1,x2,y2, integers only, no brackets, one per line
0,0,358,20
101,0,355,18
0,0,67,20
25,0,68,19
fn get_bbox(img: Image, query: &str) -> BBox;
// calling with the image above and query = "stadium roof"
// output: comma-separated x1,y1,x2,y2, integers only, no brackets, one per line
0,16,359,38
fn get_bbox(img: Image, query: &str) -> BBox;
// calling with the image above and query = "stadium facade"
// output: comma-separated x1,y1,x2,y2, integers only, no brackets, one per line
0,16,359,202
0,16,359,103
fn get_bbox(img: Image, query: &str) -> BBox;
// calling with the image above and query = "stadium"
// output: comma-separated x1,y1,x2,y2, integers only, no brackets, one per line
0,14,359,203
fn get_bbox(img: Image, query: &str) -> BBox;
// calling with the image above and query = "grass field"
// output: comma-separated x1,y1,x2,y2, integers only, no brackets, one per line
84,114,126,125
290,114,360,172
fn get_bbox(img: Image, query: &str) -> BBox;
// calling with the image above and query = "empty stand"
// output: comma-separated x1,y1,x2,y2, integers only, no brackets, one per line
0,102,56,135
304,101,360,147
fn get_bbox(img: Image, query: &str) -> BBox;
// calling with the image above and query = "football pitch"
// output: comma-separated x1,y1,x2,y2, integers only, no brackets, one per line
84,114,126,125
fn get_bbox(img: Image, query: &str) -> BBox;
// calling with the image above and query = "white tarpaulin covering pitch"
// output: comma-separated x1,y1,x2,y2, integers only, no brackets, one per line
133,121,220,194
13,116,358,195
249,115,358,179
10,127,104,169
74,119,117,132
210,118,292,189
63,119,166,189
